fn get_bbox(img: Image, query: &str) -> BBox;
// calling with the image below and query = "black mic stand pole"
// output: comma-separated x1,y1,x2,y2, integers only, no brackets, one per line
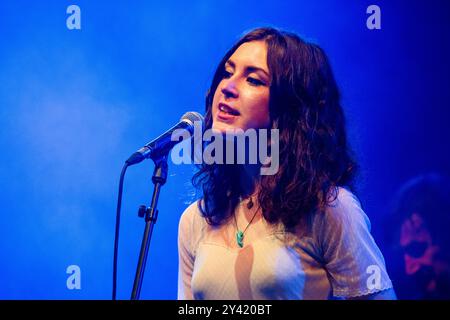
130,154,168,300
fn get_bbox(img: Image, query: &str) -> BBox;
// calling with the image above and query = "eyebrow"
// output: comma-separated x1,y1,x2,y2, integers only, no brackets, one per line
225,59,270,79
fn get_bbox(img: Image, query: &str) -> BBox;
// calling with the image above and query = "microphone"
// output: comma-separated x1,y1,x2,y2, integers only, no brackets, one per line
126,111,204,165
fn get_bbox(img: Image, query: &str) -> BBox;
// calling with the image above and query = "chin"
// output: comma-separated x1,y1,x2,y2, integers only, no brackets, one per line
212,121,241,134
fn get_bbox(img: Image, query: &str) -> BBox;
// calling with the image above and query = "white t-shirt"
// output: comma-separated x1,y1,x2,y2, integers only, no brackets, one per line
177,187,393,299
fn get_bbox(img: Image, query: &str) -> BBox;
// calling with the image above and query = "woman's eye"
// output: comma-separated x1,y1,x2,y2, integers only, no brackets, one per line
223,70,232,78
247,77,265,86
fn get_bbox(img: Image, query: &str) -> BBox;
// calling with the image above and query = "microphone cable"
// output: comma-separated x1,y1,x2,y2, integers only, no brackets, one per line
112,162,129,300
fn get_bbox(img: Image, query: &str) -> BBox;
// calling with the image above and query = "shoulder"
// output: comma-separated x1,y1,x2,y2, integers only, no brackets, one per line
179,199,205,230
178,199,208,248
321,187,370,230
312,187,372,247
314,187,394,297
327,186,362,211
179,200,201,224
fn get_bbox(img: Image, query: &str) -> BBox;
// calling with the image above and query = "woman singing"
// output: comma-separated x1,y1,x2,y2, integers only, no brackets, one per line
177,27,395,300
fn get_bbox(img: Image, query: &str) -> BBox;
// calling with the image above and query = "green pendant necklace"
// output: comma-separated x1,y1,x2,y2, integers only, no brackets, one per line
234,197,257,248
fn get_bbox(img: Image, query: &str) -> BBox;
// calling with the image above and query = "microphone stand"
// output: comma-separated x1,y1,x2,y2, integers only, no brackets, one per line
130,154,168,300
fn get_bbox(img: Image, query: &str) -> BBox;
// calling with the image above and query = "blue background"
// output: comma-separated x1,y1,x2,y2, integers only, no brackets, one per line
0,0,449,299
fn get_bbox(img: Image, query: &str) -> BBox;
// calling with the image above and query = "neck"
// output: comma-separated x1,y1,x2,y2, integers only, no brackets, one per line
238,163,261,198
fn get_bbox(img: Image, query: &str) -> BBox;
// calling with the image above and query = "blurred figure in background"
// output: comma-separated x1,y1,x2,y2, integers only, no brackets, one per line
384,173,450,299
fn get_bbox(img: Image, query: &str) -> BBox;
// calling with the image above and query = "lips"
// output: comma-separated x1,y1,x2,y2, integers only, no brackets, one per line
218,103,240,116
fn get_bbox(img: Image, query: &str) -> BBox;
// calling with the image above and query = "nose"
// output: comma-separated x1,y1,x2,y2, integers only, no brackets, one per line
221,78,239,99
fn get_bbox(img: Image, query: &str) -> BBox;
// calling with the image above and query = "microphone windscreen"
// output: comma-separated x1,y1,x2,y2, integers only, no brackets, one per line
181,111,204,125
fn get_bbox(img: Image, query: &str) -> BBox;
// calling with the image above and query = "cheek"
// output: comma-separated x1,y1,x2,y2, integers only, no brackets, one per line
211,88,220,117
243,92,270,128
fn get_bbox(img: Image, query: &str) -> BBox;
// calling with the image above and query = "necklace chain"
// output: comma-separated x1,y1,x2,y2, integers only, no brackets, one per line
234,197,258,248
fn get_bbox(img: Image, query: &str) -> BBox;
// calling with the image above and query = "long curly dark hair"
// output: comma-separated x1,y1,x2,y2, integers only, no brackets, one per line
193,27,358,229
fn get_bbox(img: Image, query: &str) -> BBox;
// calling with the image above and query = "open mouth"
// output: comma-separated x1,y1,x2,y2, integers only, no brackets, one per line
218,103,240,116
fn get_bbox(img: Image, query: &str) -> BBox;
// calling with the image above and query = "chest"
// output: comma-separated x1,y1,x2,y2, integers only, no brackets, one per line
191,234,331,299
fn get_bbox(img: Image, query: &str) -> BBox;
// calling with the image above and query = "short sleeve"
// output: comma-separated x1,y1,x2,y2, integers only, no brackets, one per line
317,188,393,298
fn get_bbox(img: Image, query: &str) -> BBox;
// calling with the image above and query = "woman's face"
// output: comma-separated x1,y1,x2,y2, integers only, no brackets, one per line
212,40,271,133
